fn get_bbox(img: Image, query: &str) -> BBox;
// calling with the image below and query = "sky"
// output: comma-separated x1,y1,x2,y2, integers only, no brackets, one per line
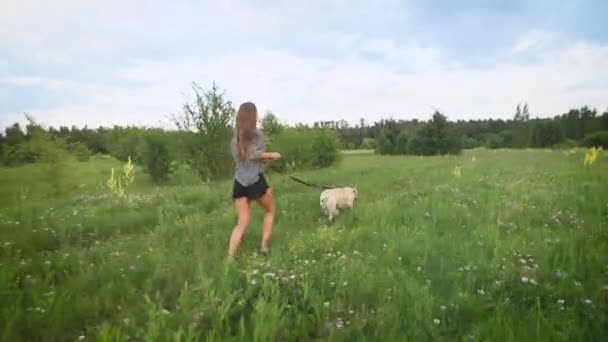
1,0,607,129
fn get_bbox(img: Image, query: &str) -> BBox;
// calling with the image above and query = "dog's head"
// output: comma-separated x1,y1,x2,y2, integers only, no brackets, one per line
351,187,359,199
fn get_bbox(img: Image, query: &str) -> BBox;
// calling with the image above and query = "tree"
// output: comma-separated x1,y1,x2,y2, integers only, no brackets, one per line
531,121,563,147
261,111,282,136
600,110,608,131
408,111,462,155
512,102,532,148
172,82,235,182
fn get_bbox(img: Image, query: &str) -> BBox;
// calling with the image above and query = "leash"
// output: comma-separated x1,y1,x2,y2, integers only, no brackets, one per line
268,164,338,190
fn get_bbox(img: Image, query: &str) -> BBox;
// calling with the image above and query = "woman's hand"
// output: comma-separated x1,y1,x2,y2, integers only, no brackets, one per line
262,152,281,161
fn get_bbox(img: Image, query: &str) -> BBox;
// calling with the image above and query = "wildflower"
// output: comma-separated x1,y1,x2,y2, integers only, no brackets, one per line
453,165,461,178
289,274,296,280
78,336,85,340
433,318,441,325
161,309,170,315
343,281,348,286
583,146,601,166
44,261,51,265
521,276,529,283
251,279,257,285
323,301,330,308
573,280,582,287
335,318,344,329
123,318,130,325
557,299,565,305
530,279,538,285
417,266,423,272
584,298,592,305
398,257,402,261
348,309,354,315
519,258,527,265
251,269,259,275
440,305,447,312
477,288,486,295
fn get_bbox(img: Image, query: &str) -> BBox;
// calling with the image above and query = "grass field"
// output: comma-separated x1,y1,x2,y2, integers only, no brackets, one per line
1,149,607,341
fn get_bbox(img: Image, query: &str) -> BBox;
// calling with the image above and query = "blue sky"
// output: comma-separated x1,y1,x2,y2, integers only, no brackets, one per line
1,0,607,129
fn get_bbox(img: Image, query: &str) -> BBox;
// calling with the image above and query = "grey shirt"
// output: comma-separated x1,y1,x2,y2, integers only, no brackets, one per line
230,129,265,186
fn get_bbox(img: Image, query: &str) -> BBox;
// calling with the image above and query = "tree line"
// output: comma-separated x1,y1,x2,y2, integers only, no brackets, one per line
2,89,607,179
312,103,608,154
0,82,342,186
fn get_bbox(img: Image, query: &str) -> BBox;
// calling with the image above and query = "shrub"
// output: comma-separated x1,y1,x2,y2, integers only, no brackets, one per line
19,123,69,198
531,121,563,148
142,133,176,184
107,128,145,163
582,131,608,149
311,130,340,168
484,133,504,149
375,120,400,155
261,111,283,136
552,139,578,149
268,128,340,171
172,82,234,182
68,142,92,162
361,138,375,150
408,112,462,156
395,131,410,154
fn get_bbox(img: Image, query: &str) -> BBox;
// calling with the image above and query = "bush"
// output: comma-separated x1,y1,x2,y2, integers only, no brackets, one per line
395,131,410,154
107,128,145,163
484,133,504,149
311,130,340,168
378,112,462,156
268,128,340,171
582,131,608,148
552,139,578,149
361,138,375,149
531,121,563,148
142,133,176,184
172,82,234,182
375,120,401,155
67,142,92,162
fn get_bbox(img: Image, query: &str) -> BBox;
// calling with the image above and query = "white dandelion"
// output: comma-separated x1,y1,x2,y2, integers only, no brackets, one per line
521,276,529,283
433,318,441,325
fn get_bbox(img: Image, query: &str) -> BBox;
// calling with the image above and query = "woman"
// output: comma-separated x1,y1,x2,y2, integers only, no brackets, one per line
228,102,281,257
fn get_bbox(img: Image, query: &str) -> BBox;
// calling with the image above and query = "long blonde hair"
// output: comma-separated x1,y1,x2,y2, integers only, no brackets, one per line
235,102,258,160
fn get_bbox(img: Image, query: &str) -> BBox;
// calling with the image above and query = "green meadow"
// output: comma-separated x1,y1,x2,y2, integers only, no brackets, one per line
1,149,607,341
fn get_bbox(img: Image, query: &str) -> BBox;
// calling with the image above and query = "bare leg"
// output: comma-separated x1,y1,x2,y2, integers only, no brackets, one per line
256,188,275,251
228,198,250,257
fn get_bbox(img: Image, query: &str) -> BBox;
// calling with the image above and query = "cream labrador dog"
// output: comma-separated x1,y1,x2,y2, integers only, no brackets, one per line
320,187,358,222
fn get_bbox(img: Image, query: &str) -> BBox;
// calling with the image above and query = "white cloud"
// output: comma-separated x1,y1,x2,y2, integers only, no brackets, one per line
1,1,607,129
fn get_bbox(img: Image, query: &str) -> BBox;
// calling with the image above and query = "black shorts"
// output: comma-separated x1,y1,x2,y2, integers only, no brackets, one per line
232,174,270,201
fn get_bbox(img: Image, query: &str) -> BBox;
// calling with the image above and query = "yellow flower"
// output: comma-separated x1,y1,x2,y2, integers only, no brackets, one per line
583,146,601,166
453,165,461,178
107,156,136,199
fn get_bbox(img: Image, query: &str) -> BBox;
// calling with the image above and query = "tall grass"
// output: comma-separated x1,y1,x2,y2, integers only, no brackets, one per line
0,149,606,340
